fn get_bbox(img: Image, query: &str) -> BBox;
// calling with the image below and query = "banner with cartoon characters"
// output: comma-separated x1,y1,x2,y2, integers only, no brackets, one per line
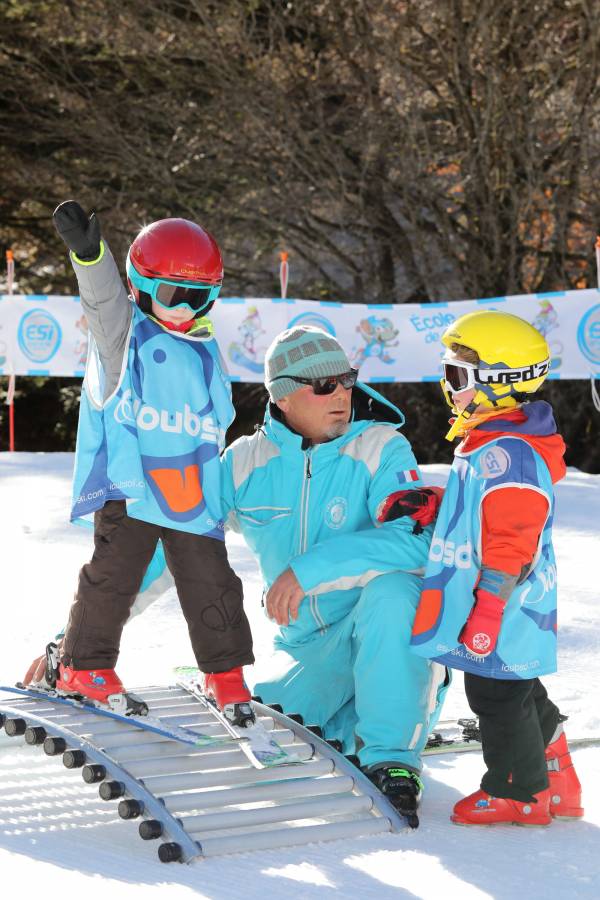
1,289,599,381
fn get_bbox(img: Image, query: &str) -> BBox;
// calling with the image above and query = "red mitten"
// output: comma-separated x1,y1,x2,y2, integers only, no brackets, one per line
459,589,507,657
377,487,445,531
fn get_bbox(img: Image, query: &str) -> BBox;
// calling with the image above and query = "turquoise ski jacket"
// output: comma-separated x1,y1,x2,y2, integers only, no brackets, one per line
221,384,433,644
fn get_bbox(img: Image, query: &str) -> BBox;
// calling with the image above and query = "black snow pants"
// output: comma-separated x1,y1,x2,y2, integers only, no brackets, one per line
464,672,562,802
62,500,254,673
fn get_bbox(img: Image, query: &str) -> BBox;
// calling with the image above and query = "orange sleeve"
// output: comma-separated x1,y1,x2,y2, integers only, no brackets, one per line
480,488,549,576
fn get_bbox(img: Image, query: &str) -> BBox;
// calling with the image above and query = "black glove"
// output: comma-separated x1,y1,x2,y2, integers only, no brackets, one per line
53,200,101,261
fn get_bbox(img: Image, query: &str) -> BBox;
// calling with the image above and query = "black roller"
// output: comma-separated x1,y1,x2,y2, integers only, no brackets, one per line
0,713,5,729
4,718,27,737
326,738,343,752
82,764,106,784
99,780,125,801
306,724,323,738
44,736,67,756
118,798,142,819
158,842,182,863
287,712,304,725
267,703,283,713
24,726,47,745
63,749,86,769
139,819,163,840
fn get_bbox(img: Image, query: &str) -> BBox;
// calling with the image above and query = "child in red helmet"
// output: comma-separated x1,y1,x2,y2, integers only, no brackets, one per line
39,201,254,721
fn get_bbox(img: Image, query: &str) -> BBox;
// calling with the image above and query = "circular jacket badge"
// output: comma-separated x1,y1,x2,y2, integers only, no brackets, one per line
479,446,511,479
325,496,348,529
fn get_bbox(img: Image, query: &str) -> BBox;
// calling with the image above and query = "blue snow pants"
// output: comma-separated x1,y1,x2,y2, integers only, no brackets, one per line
253,571,449,772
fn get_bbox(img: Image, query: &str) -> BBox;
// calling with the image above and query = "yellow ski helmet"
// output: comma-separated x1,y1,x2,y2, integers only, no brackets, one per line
440,310,550,439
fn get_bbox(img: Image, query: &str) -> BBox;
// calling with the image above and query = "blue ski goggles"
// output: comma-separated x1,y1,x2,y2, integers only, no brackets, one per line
126,257,221,314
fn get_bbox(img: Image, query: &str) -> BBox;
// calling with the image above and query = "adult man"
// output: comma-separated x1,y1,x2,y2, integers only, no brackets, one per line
219,325,448,819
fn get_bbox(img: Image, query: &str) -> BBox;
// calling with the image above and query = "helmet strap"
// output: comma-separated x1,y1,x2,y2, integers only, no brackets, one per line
445,397,480,441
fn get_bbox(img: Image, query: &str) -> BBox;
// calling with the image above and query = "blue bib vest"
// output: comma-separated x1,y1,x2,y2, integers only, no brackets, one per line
410,436,558,679
71,304,234,539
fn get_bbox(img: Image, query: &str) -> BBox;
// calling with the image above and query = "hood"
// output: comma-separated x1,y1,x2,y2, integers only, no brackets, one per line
265,381,405,451
460,400,566,484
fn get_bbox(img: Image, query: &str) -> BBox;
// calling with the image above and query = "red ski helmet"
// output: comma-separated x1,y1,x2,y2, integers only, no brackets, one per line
126,218,223,315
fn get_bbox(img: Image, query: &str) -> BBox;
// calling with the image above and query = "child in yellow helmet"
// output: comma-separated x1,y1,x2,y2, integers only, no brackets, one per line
410,310,583,826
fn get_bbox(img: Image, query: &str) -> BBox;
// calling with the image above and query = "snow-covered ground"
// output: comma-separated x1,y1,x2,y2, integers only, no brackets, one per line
1,452,599,899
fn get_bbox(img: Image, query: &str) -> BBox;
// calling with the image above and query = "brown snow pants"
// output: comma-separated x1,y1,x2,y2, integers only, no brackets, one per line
62,500,254,673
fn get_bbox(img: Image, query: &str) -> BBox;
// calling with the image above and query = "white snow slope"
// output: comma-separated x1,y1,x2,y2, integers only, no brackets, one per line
0,452,599,900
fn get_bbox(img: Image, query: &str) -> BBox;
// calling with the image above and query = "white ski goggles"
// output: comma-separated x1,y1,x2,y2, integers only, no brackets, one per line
442,353,550,394
442,357,479,394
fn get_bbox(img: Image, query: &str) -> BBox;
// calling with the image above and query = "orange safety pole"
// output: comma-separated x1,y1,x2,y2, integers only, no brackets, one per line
279,251,289,300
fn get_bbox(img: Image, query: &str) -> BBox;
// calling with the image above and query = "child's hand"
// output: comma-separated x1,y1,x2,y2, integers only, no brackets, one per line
53,200,101,261
22,638,64,687
459,589,506,657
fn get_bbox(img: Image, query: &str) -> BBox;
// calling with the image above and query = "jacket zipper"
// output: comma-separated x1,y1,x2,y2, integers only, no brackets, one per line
300,447,327,634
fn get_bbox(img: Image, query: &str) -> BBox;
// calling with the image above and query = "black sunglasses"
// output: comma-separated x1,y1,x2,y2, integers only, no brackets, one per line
273,368,359,396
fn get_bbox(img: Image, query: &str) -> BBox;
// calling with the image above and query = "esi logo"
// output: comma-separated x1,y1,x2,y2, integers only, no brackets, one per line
17,309,62,363
577,304,600,366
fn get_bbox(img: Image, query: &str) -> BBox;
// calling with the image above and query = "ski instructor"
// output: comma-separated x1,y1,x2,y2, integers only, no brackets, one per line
218,325,448,820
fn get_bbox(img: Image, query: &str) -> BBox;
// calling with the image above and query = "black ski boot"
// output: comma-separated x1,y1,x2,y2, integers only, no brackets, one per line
365,765,423,828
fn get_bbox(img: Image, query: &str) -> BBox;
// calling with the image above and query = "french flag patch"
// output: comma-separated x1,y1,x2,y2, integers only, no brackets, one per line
397,469,419,485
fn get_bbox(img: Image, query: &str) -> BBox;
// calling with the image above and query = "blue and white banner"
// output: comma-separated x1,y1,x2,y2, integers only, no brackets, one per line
1,290,599,381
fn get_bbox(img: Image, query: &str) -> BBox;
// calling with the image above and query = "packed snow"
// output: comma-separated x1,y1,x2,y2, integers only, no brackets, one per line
0,452,599,899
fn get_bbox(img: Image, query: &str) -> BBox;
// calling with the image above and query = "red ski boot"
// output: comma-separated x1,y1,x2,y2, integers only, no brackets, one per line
44,642,148,716
451,788,553,826
545,730,584,819
56,663,123,701
204,667,254,727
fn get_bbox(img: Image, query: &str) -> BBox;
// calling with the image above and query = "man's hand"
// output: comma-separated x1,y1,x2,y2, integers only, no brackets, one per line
459,589,507,658
53,200,101,261
22,638,63,686
265,568,305,626
377,486,445,532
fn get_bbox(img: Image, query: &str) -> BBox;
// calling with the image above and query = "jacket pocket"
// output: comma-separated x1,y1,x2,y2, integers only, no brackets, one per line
236,505,292,527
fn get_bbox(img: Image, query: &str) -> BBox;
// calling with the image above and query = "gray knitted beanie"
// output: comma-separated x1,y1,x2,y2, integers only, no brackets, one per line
264,325,352,400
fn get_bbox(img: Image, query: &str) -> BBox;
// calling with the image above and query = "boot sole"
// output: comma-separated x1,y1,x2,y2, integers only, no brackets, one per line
451,816,552,827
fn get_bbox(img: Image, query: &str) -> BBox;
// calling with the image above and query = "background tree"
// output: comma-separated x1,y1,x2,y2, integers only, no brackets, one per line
0,0,598,468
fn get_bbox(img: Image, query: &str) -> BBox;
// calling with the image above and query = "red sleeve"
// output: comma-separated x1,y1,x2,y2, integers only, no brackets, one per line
480,488,549,576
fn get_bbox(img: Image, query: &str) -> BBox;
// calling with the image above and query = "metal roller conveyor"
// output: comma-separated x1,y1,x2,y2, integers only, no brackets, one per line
0,685,407,863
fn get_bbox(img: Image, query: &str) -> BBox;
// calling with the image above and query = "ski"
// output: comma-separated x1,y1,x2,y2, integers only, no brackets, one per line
175,666,304,769
1,684,237,750
424,729,600,756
